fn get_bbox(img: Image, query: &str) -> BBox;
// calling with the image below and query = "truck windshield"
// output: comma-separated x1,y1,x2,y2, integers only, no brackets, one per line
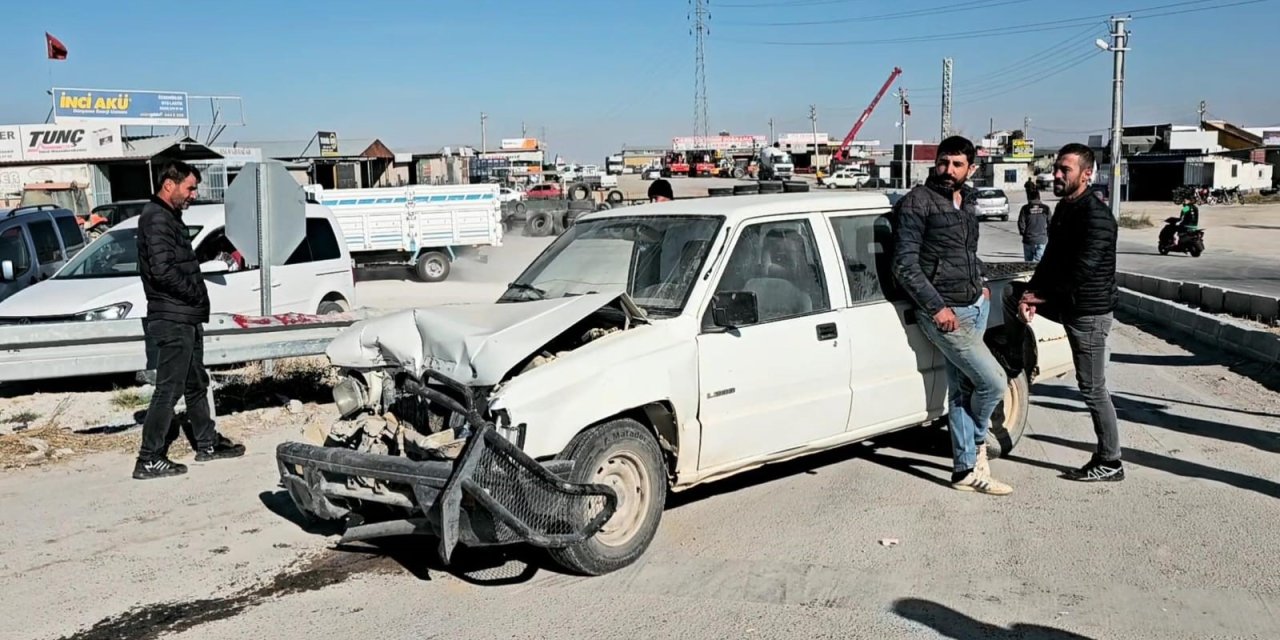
499,215,723,316
54,226,202,279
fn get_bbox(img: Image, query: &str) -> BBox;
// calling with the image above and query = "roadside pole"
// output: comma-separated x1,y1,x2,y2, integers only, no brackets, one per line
1105,16,1129,219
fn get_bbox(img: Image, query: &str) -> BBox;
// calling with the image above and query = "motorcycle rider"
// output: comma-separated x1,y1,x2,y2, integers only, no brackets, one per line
1178,196,1200,232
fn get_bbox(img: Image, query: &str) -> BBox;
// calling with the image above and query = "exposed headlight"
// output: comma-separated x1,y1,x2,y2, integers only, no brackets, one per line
79,302,132,321
333,375,370,419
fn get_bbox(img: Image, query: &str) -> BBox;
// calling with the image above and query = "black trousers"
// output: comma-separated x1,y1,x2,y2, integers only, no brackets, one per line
138,319,217,460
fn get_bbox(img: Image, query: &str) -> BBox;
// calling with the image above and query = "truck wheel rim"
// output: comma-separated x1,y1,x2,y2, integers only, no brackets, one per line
593,450,649,547
425,259,444,277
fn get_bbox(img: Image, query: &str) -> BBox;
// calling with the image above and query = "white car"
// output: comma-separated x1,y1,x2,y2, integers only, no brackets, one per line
276,191,1074,576
820,169,870,189
641,166,663,180
974,188,1011,221
0,203,356,323
497,187,525,204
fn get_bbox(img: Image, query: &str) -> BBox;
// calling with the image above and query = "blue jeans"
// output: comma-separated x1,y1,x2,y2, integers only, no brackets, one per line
1023,242,1046,262
916,296,1008,472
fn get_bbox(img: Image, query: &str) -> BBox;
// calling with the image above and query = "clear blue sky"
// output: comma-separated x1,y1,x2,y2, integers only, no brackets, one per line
2,0,1277,162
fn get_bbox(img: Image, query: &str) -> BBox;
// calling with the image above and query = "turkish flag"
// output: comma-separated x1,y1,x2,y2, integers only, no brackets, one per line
45,32,67,60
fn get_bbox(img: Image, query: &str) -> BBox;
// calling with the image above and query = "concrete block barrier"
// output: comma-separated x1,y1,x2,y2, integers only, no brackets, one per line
1117,288,1279,366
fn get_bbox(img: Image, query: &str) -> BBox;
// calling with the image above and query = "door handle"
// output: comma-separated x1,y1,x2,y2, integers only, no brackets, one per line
816,322,838,341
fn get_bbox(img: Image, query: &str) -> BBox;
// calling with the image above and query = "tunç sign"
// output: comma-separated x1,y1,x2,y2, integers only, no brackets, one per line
0,124,124,162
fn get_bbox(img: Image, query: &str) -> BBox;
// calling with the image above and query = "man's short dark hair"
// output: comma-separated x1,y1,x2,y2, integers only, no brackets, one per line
1057,143,1095,170
647,178,673,201
937,135,976,164
155,160,201,189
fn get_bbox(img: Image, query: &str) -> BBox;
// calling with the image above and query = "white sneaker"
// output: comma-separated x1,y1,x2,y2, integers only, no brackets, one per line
952,469,1013,496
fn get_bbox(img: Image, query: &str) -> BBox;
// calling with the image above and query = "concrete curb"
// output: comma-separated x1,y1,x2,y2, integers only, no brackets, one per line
1117,288,1280,366
1116,271,1279,324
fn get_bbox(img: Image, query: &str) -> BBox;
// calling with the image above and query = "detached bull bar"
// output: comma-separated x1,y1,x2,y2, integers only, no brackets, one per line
275,371,618,564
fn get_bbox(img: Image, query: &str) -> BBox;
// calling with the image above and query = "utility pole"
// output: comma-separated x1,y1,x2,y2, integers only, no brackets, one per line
768,117,775,144
897,89,910,189
480,112,488,154
1102,16,1129,220
521,121,527,138
809,105,820,169
941,57,953,139
1198,100,1207,128
1024,115,1030,137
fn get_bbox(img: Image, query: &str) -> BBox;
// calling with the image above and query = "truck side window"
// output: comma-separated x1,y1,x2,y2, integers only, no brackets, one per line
27,219,63,264
714,219,829,324
0,227,32,273
829,213,905,304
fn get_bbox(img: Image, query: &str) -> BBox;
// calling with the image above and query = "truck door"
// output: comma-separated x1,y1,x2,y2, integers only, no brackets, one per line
695,214,852,471
827,212,943,435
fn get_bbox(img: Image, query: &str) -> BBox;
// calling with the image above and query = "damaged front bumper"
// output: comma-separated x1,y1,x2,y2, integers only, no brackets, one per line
275,371,617,564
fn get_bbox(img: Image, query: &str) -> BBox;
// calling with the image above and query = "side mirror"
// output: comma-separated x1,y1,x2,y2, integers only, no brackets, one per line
199,259,230,274
1,260,13,281
710,291,759,329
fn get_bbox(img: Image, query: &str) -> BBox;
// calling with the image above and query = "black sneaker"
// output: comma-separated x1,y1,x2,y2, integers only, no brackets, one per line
1063,460,1125,482
133,457,188,480
194,435,246,462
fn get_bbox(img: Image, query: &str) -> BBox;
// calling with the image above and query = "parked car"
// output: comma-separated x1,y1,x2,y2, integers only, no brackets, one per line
974,188,1010,221
819,168,870,189
0,205,87,304
497,187,525,204
0,203,355,323
641,166,663,181
81,199,149,240
525,183,563,200
275,191,1075,576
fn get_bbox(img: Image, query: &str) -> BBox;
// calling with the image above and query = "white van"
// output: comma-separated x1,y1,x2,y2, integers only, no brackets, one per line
0,203,355,323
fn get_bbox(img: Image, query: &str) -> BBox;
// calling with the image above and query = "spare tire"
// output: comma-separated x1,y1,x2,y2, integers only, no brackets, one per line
569,183,591,201
732,167,746,179
514,201,528,215
758,181,785,194
595,202,612,212
733,183,760,195
708,187,734,198
606,190,624,204
568,199,595,211
525,211,555,237
783,181,810,193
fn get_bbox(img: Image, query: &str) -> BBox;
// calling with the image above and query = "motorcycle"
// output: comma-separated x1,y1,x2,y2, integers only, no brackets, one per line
1158,217,1205,257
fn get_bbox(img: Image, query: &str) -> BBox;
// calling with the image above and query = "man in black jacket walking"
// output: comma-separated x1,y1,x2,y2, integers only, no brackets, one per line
1006,143,1122,482
134,161,245,480
1018,193,1051,262
892,136,1012,496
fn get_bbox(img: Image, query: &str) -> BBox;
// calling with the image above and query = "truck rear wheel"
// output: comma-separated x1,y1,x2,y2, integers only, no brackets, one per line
986,373,1029,459
548,419,666,576
414,251,450,283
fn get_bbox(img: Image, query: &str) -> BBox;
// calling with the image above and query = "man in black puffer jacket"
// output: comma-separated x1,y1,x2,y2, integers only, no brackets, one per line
134,161,244,480
893,136,1012,496
1006,143,1122,483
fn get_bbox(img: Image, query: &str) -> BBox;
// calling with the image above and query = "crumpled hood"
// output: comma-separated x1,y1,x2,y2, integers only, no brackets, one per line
326,290,639,386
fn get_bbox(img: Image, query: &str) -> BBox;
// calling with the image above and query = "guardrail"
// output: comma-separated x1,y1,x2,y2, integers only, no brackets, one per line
0,312,365,384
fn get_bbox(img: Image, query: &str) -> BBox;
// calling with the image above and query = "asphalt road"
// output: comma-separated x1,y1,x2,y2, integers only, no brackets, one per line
5,317,1280,639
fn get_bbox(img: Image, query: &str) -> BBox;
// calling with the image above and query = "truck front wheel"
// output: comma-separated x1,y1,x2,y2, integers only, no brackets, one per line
986,373,1029,458
414,251,450,283
548,419,667,576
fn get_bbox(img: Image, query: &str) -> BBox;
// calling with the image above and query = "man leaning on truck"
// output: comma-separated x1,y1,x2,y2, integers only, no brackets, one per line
891,135,1013,496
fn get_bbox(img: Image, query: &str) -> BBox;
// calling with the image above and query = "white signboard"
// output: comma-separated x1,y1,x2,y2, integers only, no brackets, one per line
1,124,124,162
210,146,263,168
672,135,766,152
1264,130,1280,147
780,132,831,145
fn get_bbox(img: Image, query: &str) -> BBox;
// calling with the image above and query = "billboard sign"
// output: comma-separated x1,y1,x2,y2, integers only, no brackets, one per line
1264,130,1280,146
780,132,831,146
52,88,189,126
210,146,263,168
1011,138,1035,159
672,135,765,152
500,138,539,151
318,131,339,157
0,124,124,162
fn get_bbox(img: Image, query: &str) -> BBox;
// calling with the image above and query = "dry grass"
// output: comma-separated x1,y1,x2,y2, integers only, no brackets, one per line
110,388,150,411
1118,213,1154,229
3,410,41,424
1241,193,1280,205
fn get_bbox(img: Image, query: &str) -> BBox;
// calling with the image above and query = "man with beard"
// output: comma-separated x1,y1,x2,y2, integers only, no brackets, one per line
1005,143,1122,482
892,135,1012,495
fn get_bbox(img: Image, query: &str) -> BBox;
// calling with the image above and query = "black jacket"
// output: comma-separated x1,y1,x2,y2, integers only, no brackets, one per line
1027,190,1118,316
1018,202,1051,243
137,196,209,324
891,177,986,316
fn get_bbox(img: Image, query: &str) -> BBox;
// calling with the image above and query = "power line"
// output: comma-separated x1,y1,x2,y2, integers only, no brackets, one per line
720,0,1029,27
954,48,1107,105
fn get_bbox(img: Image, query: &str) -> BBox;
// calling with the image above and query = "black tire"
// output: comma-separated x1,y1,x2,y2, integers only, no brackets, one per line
784,181,809,193
1158,245,1170,255
547,419,667,576
514,201,527,216
999,215,1009,222
1190,247,1203,258
414,251,450,283
758,181,784,194
316,298,349,315
986,373,1029,459
732,167,745,179
525,212,555,237
606,190,624,204
733,183,759,196
826,182,838,189
708,187,734,198
569,183,591,201
594,202,612,212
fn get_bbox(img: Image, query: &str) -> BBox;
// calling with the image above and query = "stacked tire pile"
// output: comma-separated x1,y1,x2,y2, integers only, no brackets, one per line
712,181,810,197
523,183,625,238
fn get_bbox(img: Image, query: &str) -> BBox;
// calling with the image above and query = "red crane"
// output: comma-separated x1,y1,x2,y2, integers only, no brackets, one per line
832,67,903,167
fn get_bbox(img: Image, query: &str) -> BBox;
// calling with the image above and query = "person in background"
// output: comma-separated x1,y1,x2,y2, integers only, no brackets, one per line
1178,196,1200,232
648,178,674,202
134,161,245,480
1024,175,1039,202
1005,143,1122,482
892,135,1013,496
1018,192,1051,262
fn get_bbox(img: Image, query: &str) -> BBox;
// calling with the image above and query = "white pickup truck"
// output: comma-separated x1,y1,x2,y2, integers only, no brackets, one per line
276,191,1073,576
